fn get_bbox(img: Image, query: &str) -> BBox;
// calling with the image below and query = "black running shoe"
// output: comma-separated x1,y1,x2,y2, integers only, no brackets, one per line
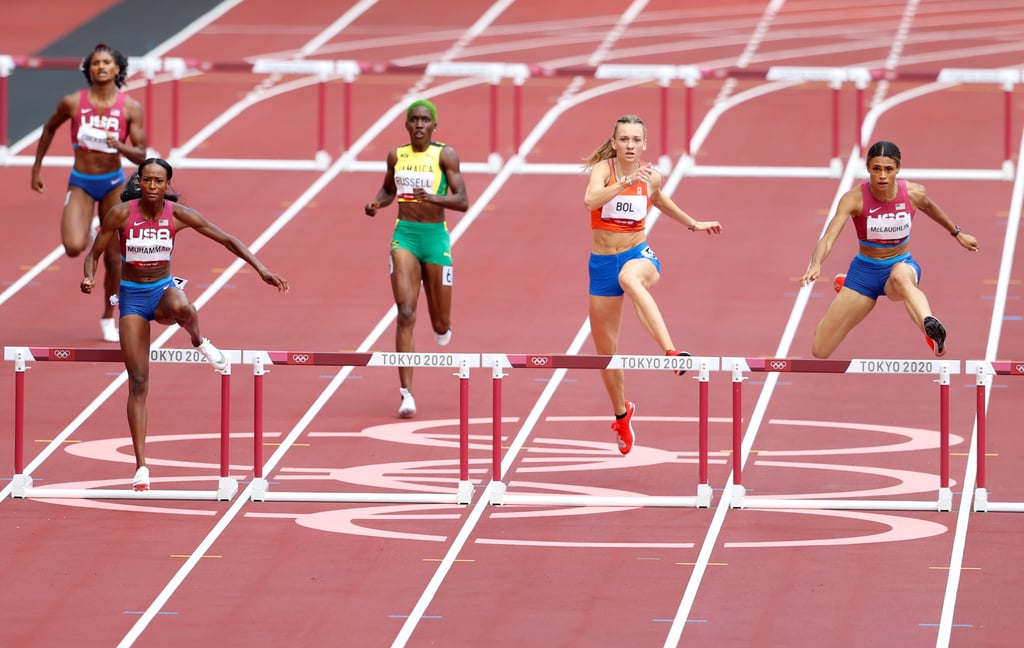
923,316,946,357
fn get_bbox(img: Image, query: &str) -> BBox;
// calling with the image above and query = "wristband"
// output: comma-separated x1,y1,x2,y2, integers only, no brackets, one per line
950,226,961,237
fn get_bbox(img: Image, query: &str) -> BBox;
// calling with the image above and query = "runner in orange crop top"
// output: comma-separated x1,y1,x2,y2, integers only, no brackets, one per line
582,114,722,455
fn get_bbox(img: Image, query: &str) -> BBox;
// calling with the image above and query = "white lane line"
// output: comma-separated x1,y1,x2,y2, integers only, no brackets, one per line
871,0,920,107
935,125,1024,648
713,0,786,105
392,2,656,645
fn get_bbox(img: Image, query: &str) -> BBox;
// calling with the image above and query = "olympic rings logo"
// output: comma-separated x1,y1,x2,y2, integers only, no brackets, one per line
529,356,550,367
768,360,789,371
1015,363,1024,374
53,349,71,360
291,354,310,364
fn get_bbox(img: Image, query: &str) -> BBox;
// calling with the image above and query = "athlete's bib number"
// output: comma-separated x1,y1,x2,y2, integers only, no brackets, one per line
866,211,912,240
601,193,647,224
77,125,117,153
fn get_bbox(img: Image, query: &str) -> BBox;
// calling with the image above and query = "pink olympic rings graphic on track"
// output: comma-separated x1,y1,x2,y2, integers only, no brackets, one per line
54,349,71,360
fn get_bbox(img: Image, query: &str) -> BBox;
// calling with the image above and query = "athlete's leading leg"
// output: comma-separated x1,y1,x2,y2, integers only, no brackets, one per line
59,187,96,256
618,258,676,352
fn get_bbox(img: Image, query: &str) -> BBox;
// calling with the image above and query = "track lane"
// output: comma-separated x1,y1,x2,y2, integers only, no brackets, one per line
2,2,1024,648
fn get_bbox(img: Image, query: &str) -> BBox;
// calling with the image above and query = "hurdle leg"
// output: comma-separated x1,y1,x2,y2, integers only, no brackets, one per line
456,357,474,504
489,357,507,505
730,364,746,508
936,364,953,512
695,362,713,508
250,355,269,501
973,366,991,512
216,365,238,500
11,351,32,497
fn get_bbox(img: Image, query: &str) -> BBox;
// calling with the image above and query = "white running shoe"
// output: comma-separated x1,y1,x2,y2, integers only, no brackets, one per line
398,388,417,419
100,318,119,342
196,338,229,371
132,466,150,492
435,329,452,346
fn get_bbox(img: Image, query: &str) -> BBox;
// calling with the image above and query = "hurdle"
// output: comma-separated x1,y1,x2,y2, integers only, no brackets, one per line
764,66,873,173
966,360,1024,512
243,350,478,504
724,357,959,512
5,345,239,501
482,353,717,508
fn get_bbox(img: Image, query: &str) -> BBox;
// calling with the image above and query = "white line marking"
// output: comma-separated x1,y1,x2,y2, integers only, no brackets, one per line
934,122,1024,648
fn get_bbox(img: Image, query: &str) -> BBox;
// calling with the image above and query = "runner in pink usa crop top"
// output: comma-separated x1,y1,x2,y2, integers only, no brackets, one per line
121,199,176,268
71,88,128,153
854,178,914,248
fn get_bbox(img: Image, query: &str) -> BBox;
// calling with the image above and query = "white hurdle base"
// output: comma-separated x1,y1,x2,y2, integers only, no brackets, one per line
489,481,714,508
11,473,32,497
217,477,239,501
731,484,952,512
249,478,474,505
9,473,238,501
973,488,1024,512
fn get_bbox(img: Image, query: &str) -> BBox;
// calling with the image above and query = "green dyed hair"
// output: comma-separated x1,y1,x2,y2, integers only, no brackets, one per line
406,99,437,121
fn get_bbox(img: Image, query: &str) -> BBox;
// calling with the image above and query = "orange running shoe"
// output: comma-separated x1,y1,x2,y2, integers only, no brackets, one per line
833,273,847,293
611,401,636,455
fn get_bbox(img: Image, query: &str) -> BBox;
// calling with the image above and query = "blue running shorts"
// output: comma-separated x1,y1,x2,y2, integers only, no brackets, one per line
68,169,126,202
843,252,921,300
589,242,661,297
118,277,175,320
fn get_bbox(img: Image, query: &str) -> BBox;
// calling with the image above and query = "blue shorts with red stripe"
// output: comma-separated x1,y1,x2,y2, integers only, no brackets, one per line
843,252,921,300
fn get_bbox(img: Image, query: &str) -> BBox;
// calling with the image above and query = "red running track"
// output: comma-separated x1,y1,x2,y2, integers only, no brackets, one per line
2,2,1024,647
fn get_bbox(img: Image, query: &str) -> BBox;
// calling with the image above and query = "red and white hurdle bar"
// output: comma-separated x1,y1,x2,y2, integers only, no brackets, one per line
242,350,478,504
481,353,718,508
724,357,959,512
4,345,239,500
966,360,1024,513
1,56,1017,175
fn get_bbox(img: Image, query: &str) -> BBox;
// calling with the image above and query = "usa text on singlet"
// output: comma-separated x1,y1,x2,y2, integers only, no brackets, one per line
854,178,914,247
121,200,176,267
71,88,128,154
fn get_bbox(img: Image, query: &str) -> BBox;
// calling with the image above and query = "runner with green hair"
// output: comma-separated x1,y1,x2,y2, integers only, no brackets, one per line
365,100,469,418
406,98,436,121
